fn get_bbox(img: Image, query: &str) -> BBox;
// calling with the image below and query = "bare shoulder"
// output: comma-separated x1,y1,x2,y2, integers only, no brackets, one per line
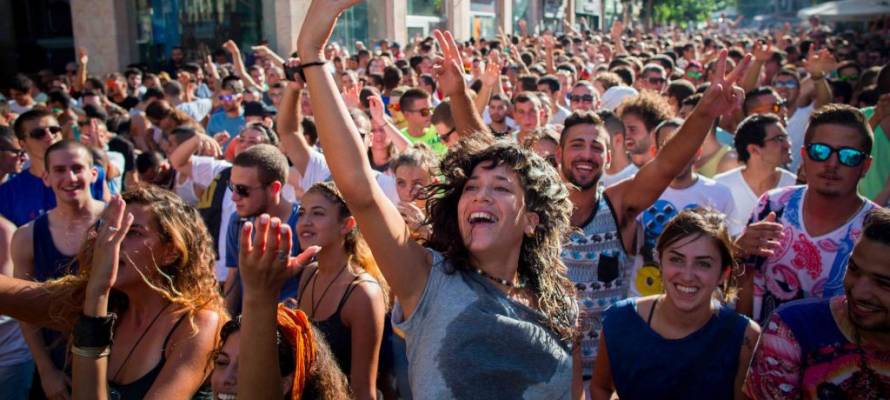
168,308,223,351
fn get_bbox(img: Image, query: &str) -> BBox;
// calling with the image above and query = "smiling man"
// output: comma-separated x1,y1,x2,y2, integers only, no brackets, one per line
745,207,890,399
737,105,879,325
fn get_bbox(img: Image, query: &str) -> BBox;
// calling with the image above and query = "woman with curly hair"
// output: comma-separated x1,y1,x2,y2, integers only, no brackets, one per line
0,186,226,399
297,1,577,398
591,209,760,399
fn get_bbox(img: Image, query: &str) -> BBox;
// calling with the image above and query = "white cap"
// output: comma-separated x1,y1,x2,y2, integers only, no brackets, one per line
601,86,639,111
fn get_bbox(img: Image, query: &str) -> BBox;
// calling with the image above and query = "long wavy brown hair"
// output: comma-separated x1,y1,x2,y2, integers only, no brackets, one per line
44,186,227,334
421,136,577,341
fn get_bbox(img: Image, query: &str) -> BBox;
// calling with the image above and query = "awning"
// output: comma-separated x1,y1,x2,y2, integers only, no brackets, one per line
798,0,890,21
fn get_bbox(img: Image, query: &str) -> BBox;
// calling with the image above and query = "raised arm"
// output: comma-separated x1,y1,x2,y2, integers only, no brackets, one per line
75,47,88,93
276,74,314,175
368,94,410,152
223,40,263,93
474,51,504,114
741,42,772,93
802,48,836,110
608,51,751,229
433,30,489,138
543,34,557,75
169,133,222,178
298,0,431,317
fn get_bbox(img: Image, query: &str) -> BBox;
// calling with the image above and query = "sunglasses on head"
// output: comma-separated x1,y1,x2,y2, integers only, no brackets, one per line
0,148,26,158
227,182,266,197
570,94,595,103
773,80,798,89
218,94,240,102
806,143,867,167
407,107,433,117
29,126,62,140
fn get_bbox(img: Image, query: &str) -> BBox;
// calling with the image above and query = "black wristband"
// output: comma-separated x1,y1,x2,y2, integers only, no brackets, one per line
296,61,327,82
73,313,117,348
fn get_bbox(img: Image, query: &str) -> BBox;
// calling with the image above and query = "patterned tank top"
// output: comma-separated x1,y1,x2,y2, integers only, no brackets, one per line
560,186,632,378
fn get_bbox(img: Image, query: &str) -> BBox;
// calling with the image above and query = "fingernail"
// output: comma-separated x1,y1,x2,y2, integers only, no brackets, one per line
244,222,252,230
259,214,270,224
281,226,288,234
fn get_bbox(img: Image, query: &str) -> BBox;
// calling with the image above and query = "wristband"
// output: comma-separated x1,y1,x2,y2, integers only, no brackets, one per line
811,73,826,81
296,61,328,82
71,345,111,359
73,313,117,348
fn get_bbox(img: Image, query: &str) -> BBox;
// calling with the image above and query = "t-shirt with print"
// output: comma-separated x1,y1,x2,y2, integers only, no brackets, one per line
629,175,738,297
225,204,302,302
299,149,400,206
400,125,447,156
858,106,890,201
561,185,632,378
745,297,890,399
714,167,797,233
746,185,878,325
392,249,575,399
0,168,106,227
190,155,235,281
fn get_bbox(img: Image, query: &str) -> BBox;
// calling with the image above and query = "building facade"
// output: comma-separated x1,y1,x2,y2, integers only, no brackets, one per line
1,0,617,76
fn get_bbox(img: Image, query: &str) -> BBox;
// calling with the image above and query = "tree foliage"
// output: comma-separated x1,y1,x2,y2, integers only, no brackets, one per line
652,0,733,28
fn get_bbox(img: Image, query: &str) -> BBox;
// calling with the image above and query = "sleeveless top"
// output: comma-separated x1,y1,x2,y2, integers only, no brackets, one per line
296,268,374,377
33,213,77,281
108,314,213,400
560,185,632,378
697,145,732,178
603,298,750,400
33,213,78,370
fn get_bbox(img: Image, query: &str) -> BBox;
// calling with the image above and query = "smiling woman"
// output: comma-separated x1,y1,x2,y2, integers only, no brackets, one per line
591,209,760,400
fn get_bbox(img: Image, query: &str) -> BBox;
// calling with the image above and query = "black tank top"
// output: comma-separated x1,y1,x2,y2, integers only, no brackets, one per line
296,268,375,377
107,314,213,400
33,213,77,370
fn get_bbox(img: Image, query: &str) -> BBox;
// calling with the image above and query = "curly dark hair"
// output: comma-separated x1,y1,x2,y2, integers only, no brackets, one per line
421,136,577,341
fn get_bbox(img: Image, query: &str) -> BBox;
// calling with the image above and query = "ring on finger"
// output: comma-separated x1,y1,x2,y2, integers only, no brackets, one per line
107,226,120,233
276,250,288,262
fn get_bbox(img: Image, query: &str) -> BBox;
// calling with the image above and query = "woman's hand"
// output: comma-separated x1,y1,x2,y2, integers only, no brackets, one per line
297,0,363,62
699,50,751,120
239,214,320,303
433,30,467,98
85,195,134,316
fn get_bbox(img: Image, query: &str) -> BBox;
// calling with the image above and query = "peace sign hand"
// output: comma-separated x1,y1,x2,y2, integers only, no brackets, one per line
433,30,467,98
699,50,752,119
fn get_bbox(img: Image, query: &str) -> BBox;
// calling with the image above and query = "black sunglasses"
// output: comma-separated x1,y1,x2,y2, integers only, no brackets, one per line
0,148,26,158
29,126,62,140
439,127,456,142
227,182,266,197
806,143,867,167
570,94,594,103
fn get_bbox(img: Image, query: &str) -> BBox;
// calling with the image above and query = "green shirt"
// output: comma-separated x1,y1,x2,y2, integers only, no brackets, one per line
858,106,889,200
401,125,447,156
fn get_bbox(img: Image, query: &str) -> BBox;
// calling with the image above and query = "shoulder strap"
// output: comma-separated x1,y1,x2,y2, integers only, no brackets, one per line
334,274,377,313
162,313,190,352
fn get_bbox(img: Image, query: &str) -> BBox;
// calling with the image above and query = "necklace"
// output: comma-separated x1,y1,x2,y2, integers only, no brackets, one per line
474,268,526,289
852,326,882,398
110,302,171,382
309,265,348,319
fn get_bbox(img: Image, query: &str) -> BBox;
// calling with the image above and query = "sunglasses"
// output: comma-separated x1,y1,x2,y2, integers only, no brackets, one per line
218,94,241,102
29,126,62,140
647,76,666,85
773,80,798,89
227,182,266,197
0,148,26,158
570,94,595,103
838,74,859,82
407,107,433,117
439,127,456,142
806,143,867,167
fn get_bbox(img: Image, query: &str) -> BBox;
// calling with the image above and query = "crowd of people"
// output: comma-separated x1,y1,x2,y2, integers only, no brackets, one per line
0,0,888,398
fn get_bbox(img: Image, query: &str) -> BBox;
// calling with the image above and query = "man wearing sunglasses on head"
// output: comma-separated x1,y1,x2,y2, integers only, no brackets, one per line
207,81,247,139
736,105,879,326
0,108,106,227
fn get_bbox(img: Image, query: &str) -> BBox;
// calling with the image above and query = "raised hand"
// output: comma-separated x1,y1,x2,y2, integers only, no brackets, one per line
610,20,624,42
481,50,503,87
368,94,387,126
222,40,241,55
86,196,134,299
77,47,89,66
752,41,773,63
284,58,305,89
699,50,751,119
197,134,223,158
343,80,364,109
803,48,838,78
433,29,467,98
542,33,557,51
239,214,320,298
735,212,784,258
297,0,363,62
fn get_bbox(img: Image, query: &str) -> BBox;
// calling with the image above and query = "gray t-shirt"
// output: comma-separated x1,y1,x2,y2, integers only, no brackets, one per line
392,249,574,399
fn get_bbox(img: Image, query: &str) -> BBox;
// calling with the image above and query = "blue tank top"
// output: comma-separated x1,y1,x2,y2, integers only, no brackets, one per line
603,298,750,400
32,213,79,370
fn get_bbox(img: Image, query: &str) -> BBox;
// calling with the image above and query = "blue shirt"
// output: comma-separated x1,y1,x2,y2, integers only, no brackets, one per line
226,203,302,301
206,110,246,137
0,168,106,227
